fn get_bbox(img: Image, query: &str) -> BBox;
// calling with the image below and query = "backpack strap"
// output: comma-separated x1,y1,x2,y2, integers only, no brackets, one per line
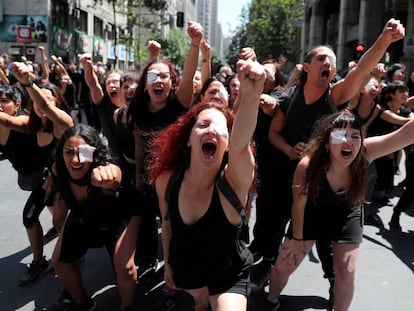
216,171,250,243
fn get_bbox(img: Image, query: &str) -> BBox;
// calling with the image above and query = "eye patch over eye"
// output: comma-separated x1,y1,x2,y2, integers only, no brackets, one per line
78,144,96,163
330,129,347,144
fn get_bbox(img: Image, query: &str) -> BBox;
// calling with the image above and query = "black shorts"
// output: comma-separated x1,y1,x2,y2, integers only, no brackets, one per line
59,213,127,262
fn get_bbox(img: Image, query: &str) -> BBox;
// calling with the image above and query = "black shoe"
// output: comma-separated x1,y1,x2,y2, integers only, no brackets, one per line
249,258,273,292
372,196,392,206
41,289,73,311
266,297,280,311
19,256,51,286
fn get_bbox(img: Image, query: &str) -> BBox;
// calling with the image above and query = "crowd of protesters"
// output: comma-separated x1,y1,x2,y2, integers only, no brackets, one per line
0,18,413,311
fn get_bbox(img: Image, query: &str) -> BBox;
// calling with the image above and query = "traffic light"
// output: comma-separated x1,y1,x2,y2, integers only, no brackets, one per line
355,43,365,53
176,12,184,28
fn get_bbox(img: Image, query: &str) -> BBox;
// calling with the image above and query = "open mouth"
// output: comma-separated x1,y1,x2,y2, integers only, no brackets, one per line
202,141,217,158
341,149,352,159
154,86,164,95
321,70,330,79
110,91,118,98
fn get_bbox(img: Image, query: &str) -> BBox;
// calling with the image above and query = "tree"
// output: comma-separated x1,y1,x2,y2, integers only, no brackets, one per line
246,0,304,62
226,0,304,65
158,28,188,68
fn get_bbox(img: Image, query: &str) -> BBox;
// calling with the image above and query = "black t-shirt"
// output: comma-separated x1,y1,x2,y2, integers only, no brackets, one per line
97,94,119,156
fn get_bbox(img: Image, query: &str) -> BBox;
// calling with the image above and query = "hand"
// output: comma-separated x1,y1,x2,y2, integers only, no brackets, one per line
11,62,31,85
200,40,211,59
259,94,278,116
164,263,177,290
78,53,93,67
289,142,307,160
148,40,161,59
239,47,257,61
91,163,121,189
187,21,203,46
371,63,386,79
236,59,266,95
381,18,405,44
287,239,307,266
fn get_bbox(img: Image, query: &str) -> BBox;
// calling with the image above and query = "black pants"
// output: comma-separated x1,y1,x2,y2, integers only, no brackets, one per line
393,150,414,214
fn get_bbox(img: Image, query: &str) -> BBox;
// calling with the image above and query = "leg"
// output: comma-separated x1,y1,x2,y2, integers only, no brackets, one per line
113,216,141,310
52,231,90,305
186,287,210,311
331,242,359,311
268,239,315,301
209,292,247,311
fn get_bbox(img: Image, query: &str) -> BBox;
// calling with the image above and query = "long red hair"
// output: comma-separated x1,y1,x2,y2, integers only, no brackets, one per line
147,102,235,185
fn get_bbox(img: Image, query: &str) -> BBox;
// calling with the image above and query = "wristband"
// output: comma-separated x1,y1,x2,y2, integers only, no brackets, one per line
292,236,303,241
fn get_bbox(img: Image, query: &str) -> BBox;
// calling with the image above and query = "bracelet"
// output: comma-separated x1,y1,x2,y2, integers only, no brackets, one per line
191,43,199,48
292,236,303,241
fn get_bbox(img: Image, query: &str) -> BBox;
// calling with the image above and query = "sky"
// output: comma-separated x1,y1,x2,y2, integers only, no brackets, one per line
218,0,251,37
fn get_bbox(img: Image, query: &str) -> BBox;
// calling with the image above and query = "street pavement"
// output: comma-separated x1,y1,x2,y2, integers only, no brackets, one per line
0,155,413,311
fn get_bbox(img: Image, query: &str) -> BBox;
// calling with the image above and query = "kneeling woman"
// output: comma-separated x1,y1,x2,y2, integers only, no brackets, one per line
50,124,139,311
148,59,265,311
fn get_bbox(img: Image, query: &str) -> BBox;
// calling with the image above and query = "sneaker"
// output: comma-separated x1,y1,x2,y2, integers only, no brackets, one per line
19,256,51,286
249,258,273,292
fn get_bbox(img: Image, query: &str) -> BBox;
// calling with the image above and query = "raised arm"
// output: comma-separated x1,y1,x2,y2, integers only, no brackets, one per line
0,112,29,133
78,53,104,105
176,21,203,108
148,40,161,63
333,18,405,105
199,40,211,85
225,59,265,200
37,46,50,81
365,118,414,163
12,62,74,138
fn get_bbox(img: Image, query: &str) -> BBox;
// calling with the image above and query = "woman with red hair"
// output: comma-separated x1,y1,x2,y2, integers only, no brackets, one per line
148,59,265,311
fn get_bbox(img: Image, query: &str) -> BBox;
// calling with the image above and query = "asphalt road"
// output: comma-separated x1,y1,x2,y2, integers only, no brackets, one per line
0,156,413,311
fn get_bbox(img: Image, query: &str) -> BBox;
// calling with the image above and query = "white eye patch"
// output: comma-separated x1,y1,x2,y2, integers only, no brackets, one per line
147,70,160,85
218,86,229,102
128,83,138,91
210,119,229,138
395,69,403,76
330,129,347,144
364,81,376,92
78,144,96,163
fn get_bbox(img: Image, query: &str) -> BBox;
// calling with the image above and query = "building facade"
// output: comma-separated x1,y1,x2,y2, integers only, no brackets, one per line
302,0,414,74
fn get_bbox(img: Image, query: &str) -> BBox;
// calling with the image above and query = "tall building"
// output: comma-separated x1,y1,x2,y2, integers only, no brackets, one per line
197,0,220,52
302,0,414,74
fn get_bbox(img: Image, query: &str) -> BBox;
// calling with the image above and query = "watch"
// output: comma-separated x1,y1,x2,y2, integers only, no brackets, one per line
22,78,33,87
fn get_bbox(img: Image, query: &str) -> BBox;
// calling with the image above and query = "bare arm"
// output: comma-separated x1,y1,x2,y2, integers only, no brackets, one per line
155,171,177,290
199,40,211,85
176,21,203,108
0,113,29,133
12,62,74,138
78,53,104,105
225,59,265,203
37,46,50,81
365,118,414,162
333,19,405,105
91,163,122,194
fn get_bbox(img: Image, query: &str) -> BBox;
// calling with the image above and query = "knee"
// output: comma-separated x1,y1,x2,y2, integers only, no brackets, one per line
335,262,356,284
23,211,38,228
192,295,210,311
114,257,137,282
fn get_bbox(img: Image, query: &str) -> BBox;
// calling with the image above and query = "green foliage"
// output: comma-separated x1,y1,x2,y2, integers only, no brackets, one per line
157,28,188,68
226,0,304,64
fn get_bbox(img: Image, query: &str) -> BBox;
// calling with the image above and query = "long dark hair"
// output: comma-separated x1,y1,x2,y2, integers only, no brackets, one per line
304,111,366,206
54,124,114,192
